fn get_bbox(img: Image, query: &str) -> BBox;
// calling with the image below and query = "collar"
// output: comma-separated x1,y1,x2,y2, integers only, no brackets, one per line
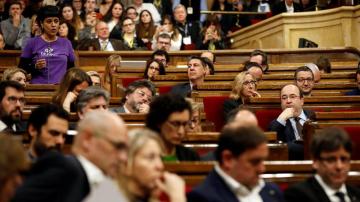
99,38,109,43
315,174,348,198
285,2,294,10
291,110,306,121
0,120,15,131
77,154,106,189
215,164,265,196
123,104,131,113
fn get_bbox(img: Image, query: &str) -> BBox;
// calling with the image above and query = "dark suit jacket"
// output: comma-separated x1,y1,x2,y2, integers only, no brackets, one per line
12,151,90,202
284,176,360,202
176,145,200,161
268,109,316,160
187,169,285,202
77,38,128,51
170,82,191,98
345,89,360,96
175,21,201,50
110,105,126,113
272,1,302,16
223,98,243,122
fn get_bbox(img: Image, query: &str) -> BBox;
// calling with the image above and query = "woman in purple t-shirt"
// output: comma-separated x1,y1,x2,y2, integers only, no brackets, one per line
19,5,75,84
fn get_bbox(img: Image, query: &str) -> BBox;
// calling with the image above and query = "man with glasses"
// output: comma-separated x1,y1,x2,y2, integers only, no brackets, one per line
146,94,199,161
12,110,129,202
285,127,360,202
111,79,155,113
294,66,315,96
188,126,284,202
154,33,171,52
0,80,26,134
26,104,69,162
170,56,207,97
151,49,170,68
268,84,316,160
76,86,109,119
250,49,269,73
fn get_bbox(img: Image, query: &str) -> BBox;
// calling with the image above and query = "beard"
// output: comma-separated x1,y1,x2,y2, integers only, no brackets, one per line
0,106,22,126
33,137,62,157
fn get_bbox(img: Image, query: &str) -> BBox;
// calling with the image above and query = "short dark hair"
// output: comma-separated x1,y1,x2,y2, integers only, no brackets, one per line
294,66,314,80
146,94,192,133
0,80,25,102
311,127,352,160
157,33,171,40
250,49,268,72
280,84,304,98
27,104,69,136
9,0,22,9
215,126,267,164
143,59,166,79
151,50,170,64
76,86,110,113
244,61,263,72
121,79,156,104
202,57,215,75
316,56,331,73
188,56,206,68
37,5,60,24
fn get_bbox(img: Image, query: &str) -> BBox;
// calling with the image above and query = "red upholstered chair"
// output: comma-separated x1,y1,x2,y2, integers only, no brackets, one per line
203,96,229,131
121,77,142,88
158,86,173,94
255,109,282,131
343,126,360,160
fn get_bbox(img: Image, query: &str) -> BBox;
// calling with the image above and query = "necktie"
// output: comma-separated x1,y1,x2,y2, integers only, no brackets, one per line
100,41,107,51
294,117,303,140
335,191,346,202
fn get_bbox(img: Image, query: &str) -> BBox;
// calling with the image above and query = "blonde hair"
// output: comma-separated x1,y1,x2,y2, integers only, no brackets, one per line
105,55,122,84
229,71,256,100
2,68,26,81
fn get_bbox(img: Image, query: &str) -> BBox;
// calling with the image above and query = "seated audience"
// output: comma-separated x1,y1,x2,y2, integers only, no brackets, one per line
102,1,124,40
0,135,29,202
0,1,30,50
111,79,155,113
250,49,269,73
170,56,207,97
152,15,182,51
199,15,225,50
151,49,169,67
103,54,122,91
60,4,84,38
143,59,166,80
77,11,97,41
153,33,171,52
244,61,263,81
11,110,128,202
146,94,200,161
121,17,146,50
173,0,208,23
305,63,321,83
294,66,314,97
136,9,157,47
188,126,284,202
223,72,260,122
202,57,215,75
26,104,69,162
2,68,27,87
76,86,109,119
173,4,201,50
125,6,138,22
58,21,77,48
0,81,26,133
19,6,75,84
285,127,360,202
272,0,302,16
52,68,92,113
186,98,202,133
132,0,161,24
122,128,186,202
345,68,360,95
268,84,316,160
316,56,331,73
211,0,235,35
86,71,101,87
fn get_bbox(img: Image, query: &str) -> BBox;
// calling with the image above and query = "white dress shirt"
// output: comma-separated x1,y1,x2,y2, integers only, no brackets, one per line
315,174,351,202
98,39,114,51
285,2,295,13
276,110,307,140
77,155,106,190
0,120,16,131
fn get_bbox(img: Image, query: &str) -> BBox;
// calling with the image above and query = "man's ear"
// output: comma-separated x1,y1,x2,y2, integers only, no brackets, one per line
221,150,234,170
313,159,319,170
28,124,38,139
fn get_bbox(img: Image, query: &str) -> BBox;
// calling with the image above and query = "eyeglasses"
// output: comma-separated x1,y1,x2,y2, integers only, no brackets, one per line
102,136,128,152
158,41,170,46
243,80,257,86
296,78,314,83
319,156,351,164
281,95,300,100
166,120,190,130
149,66,160,71
123,23,133,27
7,96,25,105
135,90,152,103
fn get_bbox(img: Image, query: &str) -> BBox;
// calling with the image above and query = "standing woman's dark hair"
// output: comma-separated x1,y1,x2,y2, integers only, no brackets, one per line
52,68,92,112
143,59,166,80
19,5,76,84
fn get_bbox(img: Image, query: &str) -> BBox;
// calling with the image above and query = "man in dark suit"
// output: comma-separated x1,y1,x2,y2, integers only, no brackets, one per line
76,86,110,119
78,21,127,51
170,56,207,97
11,110,129,202
285,127,360,202
268,84,315,160
272,0,302,16
0,81,26,134
111,79,156,113
188,126,285,202
294,66,315,97
27,104,69,162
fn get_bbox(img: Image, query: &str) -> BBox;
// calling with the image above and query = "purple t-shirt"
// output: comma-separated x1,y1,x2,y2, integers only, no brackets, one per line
21,36,75,84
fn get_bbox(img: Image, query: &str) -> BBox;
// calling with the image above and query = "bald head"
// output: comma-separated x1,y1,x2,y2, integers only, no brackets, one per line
227,109,258,128
305,63,321,83
73,110,128,177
